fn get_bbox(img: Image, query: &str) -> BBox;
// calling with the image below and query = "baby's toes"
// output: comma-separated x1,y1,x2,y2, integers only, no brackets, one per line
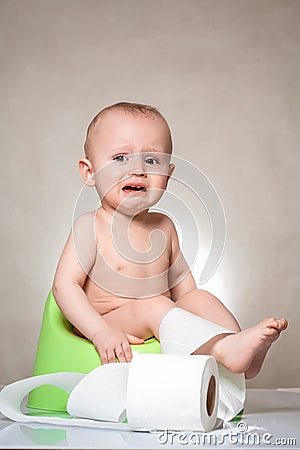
262,326,280,345
264,325,279,336
277,318,288,331
262,317,276,325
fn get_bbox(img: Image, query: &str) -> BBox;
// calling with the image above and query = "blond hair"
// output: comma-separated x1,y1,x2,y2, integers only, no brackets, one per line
84,102,172,158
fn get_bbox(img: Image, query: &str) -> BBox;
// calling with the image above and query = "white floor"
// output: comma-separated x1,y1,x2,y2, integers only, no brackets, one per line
0,389,299,449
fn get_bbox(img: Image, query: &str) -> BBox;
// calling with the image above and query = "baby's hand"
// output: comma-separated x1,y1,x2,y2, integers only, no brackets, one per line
92,324,144,364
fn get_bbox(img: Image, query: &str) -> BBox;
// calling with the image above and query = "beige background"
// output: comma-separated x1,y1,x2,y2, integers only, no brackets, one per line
0,0,299,388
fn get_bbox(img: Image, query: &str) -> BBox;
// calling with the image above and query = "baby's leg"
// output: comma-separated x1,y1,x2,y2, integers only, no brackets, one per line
102,289,236,339
102,295,176,341
176,289,288,378
102,291,288,379
175,289,241,332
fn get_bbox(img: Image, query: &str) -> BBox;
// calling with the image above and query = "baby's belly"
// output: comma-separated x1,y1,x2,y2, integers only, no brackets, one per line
87,261,170,300
83,244,172,313
83,277,172,315
91,295,135,315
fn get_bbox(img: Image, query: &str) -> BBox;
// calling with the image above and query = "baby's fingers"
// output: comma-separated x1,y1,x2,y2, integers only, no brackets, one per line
106,347,117,364
98,348,108,365
115,344,127,363
98,344,130,364
121,341,133,362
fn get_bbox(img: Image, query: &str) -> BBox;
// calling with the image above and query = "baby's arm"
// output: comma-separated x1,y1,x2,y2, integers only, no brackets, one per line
167,218,197,300
52,212,136,363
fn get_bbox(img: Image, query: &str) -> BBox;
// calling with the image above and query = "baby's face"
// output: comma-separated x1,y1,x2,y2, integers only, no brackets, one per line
86,110,174,216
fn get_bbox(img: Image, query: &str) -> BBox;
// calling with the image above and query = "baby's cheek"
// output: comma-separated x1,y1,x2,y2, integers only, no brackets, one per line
147,188,165,206
94,169,122,198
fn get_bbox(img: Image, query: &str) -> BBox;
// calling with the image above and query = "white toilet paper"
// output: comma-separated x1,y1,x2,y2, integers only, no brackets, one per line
0,372,134,431
159,307,246,421
127,353,218,431
0,307,245,430
159,308,232,354
67,363,130,423
0,354,219,432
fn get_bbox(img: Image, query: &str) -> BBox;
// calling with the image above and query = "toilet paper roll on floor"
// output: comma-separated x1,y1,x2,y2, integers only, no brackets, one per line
126,353,219,431
0,307,245,430
159,308,246,421
0,354,219,432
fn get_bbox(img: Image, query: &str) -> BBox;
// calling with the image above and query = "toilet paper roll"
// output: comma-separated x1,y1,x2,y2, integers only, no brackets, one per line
127,353,219,432
0,355,219,432
159,308,246,421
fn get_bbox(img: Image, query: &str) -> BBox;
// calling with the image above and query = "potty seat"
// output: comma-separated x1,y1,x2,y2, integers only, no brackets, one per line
27,290,160,412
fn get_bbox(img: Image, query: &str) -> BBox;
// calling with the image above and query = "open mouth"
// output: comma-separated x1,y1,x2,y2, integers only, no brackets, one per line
122,185,147,193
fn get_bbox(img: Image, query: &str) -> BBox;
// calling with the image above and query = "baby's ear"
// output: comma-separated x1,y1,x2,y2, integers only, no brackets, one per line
165,163,175,189
167,163,175,178
78,158,95,187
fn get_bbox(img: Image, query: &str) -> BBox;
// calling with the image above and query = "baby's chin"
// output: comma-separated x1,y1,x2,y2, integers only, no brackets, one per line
115,199,154,217
113,191,165,217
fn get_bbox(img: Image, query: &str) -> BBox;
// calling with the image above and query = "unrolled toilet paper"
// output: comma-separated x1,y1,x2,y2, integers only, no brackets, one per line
67,362,130,423
0,354,219,432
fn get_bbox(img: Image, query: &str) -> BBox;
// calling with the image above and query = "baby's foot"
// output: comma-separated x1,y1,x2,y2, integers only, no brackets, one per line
212,318,288,377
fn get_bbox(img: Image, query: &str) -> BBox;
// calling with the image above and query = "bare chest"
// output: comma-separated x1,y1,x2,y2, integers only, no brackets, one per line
87,225,171,298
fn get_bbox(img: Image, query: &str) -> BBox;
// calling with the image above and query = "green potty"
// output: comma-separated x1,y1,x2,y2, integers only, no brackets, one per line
27,290,161,413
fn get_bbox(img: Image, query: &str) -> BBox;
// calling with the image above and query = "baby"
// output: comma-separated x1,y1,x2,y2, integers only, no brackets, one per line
53,102,287,379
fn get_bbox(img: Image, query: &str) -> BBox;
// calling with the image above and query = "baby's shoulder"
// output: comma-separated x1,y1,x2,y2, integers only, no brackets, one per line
72,210,97,228
72,211,102,241
148,211,177,232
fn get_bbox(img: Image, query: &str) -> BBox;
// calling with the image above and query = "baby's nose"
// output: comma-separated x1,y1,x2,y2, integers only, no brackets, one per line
129,167,147,177
128,158,147,176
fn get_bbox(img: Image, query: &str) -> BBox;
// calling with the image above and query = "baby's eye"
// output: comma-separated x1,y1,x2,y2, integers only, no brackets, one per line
113,154,128,162
145,157,159,165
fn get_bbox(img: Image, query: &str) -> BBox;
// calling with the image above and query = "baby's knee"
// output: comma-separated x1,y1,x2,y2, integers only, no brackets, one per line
177,288,216,304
